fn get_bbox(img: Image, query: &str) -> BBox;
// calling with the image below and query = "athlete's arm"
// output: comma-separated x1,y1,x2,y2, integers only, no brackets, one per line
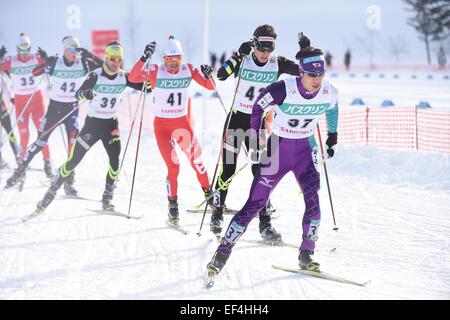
125,73,151,92
189,63,215,90
128,58,157,88
216,53,242,81
75,71,98,101
326,84,339,133
251,80,287,138
32,55,57,76
277,56,300,78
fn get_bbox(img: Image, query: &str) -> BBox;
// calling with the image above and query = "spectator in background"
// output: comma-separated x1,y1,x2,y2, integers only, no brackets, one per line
344,49,351,71
325,51,333,69
210,52,217,70
219,52,226,66
438,46,447,70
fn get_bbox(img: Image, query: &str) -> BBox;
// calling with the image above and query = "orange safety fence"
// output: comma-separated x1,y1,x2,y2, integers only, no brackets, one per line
318,106,450,154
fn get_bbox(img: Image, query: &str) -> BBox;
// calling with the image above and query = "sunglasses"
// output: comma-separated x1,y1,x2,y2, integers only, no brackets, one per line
17,48,31,55
164,55,182,62
305,71,325,78
253,37,275,53
108,57,123,63
66,47,79,53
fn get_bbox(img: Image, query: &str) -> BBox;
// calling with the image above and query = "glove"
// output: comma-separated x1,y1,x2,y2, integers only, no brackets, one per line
10,98,15,105
238,41,253,56
298,32,311,49
37,47,48,60
325,132,337,158
78,89,94,101
143,41,157,60
200,64,213,79
0,46,6,60
75,47,93,59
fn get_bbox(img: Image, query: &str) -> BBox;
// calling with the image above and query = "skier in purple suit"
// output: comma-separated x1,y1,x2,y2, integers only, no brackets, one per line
207,33,339,275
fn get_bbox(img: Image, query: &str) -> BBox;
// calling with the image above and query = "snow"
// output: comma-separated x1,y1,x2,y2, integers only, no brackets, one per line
0,74,449,300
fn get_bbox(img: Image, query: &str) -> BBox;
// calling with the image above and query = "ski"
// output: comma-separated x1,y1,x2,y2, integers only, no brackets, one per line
187,208,280,220
166,220,189,235
58,194,99,202
22,208,44,222
186,208,238,215
241,239,297,248
88,208,143,219
272,265,370,287
205,268,217,289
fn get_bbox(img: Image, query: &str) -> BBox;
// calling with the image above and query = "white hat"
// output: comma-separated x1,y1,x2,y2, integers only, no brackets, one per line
62,36,80,49
16,33,31,53
163,35,183,56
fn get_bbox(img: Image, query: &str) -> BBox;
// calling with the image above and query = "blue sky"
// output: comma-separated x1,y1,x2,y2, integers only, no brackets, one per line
0,0,446,68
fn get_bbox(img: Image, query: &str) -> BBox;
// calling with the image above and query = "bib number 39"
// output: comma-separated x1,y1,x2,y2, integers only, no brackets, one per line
100,97,117,108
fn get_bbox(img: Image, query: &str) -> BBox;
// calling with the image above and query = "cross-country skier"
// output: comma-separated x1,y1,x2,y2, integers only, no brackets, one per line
128,36,215,225
0,34,52,177
209,24,300,243
206,33,339,278
33,41,148,214
4,36,102,194
0,73,20,168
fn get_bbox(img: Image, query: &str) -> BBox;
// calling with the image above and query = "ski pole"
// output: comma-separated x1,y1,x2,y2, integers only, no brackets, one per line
197,56,247,236
195,162,249,209
114,65,149,186
316,124,338,231
126,58,151,218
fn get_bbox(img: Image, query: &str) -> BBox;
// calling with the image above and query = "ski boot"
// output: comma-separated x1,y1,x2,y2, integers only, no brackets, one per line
101,183,115,211
43,159,54,179
37,173,64,211
299,250,320,271
5,164,26,188
168,198,179,224
259,212,283,245
210,206,224,238
63,171,78,196
206,250,230,277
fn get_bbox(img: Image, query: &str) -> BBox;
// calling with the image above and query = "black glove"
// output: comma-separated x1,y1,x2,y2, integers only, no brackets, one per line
79,89,94,101
10,98,15,105
298,32,311,49
143,41,157,59
37,47,48,61
238,41,253,56
325,132,337,158
200,64,213,79
0,46,6,60
75,47,93,59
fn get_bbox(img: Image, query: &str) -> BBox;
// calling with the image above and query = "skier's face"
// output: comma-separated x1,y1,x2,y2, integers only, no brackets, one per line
164,55,182,72
64,48,78,62
106,56,123,73
301,72,325,92
253,48,271,63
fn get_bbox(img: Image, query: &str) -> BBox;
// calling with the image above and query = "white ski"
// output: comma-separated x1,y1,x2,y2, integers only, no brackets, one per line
166,220,189,235
88,209,143,219
272,265,370,287
22,208,44,222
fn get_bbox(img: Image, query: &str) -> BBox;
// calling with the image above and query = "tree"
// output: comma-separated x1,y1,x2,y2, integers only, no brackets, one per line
387,35,409,63
404,0,450,64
